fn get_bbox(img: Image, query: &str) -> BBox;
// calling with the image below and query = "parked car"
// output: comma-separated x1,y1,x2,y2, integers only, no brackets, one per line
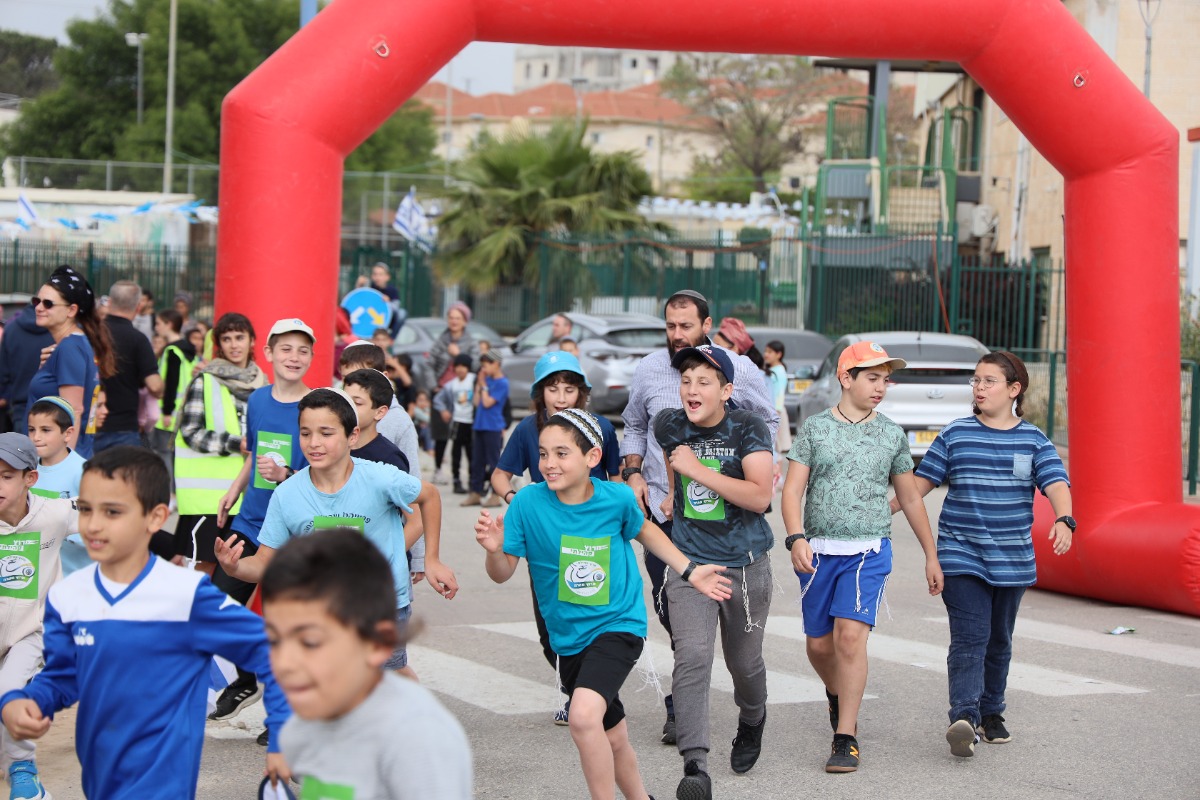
506,312,666,415
391,316,511,392
745,327,833,431
796,331,989,456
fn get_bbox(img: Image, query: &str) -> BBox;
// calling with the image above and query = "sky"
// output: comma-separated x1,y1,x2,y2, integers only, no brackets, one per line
0,0,518,94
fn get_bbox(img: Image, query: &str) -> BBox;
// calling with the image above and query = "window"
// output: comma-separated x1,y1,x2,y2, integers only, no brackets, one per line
525,64,531,80
630,58,638,69
592,133,602,144
648,57,659,74
515,322,555,351
646,135,654,149
542,63,549,78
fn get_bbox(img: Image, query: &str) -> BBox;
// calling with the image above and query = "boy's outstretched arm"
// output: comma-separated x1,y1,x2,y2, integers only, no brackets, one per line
893,471,943,595
415,481,458,599
1,599,80,740
780,461,815,574
474,510,520,583
636,520,733,601
214,537,276,584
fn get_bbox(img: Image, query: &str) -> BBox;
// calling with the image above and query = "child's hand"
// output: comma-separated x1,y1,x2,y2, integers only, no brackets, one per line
1049,520,1073,555
257,454,288,484
687,564,733,601
214,534,244,576
440,410,452,423
2,700,50,740
216,488,240,529
659,494,673,520
424,559,459,600
790,537,815,574
411,571,425,585
264,750,292,787
925,558,944,596
474,510,505,553
666,444,703,478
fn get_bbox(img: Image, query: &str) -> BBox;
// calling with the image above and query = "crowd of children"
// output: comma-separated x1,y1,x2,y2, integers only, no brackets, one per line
0,274,1076,800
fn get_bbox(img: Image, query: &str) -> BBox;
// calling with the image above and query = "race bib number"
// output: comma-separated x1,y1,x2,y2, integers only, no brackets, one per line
254,431,293,490
558,534,611,606
30,488,63,499
683,458,725,520
300,777,354,800
312,516,365,533
0,533,41,600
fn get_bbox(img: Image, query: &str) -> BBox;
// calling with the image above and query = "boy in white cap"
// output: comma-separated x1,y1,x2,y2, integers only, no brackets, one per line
780,341,942,774
0,432,74,800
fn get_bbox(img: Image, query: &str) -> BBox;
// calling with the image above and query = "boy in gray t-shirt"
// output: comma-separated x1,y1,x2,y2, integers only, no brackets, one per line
262,528,472,799
781,341,942,775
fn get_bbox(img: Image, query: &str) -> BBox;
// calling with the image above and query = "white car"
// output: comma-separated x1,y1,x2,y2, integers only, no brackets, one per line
796,331,989,456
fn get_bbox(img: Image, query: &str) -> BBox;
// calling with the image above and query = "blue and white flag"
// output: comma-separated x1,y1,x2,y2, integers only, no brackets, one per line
17,193,38,226
392,187,433,250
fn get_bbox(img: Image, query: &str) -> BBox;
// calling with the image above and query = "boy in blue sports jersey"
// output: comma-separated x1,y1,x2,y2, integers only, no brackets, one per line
216,389,458,676
0,446,291,799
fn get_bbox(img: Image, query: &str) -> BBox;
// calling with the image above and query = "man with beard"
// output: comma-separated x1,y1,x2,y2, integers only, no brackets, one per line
620,289,778,745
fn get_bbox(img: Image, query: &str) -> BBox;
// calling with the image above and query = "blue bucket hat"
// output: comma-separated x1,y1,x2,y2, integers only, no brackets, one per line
531,351,592,397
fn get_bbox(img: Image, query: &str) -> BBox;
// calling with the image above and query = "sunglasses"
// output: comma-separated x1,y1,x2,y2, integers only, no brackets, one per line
30,296,71,310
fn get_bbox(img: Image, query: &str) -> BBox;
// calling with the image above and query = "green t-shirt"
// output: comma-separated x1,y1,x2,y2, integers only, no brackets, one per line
788,409,914,541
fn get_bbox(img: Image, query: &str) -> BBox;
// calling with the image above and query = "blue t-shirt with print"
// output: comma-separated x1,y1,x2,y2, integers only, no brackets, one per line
28,333,100,458
915,416,1070,587
259,458,418,608
496,414,621,483
33,450,87,499
474,376,509,432
503,479,647,656
232,386,308,544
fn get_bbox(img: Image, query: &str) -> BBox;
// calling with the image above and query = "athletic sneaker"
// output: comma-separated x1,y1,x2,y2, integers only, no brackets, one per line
946,718,979,757
554,700,570,726
729,711,766,773
825,733,860,773
675,760,711,800
661,713,677,744
432,468,449,484
256,728,270,747
977,714,1012,744
825,688,839,731
8,761,48,800
208,676,263,721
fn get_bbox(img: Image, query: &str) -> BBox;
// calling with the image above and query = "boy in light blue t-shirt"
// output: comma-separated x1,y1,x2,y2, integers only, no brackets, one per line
27,396,90,574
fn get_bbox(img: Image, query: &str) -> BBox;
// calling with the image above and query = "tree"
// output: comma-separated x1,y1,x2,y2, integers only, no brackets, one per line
680,153,775,204
663,55,821,194
436,121,664,291
0,0,434,177
345,102,438,173
0,31,59,99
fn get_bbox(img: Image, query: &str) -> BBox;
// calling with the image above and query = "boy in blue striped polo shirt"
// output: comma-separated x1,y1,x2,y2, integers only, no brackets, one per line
896,351,1073,757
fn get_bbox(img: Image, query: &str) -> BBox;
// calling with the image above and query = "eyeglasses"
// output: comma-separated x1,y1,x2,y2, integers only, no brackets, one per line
30,296,70,310
968,376,1008,389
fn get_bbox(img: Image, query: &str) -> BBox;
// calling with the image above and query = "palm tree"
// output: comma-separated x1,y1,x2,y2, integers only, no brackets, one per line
436,121,665,292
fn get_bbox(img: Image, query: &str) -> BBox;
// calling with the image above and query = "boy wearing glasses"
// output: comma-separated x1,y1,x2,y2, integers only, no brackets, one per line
780,341,942,774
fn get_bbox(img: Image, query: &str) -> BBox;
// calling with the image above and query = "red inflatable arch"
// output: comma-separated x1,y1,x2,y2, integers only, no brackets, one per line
216,0,1200,614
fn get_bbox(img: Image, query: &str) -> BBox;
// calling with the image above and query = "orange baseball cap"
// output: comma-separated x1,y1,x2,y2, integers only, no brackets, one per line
837,341,907,375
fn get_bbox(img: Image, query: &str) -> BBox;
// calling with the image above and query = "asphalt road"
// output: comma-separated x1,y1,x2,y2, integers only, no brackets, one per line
32,459,1200,800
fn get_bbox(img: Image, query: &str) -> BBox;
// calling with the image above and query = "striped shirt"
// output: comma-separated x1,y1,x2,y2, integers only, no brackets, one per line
622,341,779,524
915,416,1069,587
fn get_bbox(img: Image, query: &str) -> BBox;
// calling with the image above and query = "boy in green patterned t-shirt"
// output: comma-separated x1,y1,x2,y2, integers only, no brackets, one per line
780,341,943,774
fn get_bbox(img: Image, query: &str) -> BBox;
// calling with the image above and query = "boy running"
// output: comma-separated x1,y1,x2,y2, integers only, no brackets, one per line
781,341,943,773
343,369,410,472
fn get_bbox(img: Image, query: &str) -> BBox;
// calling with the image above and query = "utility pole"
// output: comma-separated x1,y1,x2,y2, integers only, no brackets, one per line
1138,0,1161,98
444,60,453,187
162,0,178,194
125,33,148,125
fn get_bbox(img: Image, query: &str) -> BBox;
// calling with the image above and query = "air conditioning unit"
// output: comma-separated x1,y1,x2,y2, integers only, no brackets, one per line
971,204,998,239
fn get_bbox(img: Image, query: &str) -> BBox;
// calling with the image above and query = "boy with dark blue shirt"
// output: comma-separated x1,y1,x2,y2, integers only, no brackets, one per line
344,369,410,473
462,351,508,507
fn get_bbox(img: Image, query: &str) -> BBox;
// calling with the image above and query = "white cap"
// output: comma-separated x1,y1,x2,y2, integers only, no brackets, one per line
268,318,315,343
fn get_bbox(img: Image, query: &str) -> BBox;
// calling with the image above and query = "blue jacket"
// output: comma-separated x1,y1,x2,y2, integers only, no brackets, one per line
0,305,53,433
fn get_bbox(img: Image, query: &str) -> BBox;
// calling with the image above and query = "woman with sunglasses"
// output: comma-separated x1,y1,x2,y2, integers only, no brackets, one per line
27,266,116,458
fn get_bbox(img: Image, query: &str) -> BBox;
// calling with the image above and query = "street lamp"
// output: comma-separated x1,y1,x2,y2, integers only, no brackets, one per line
124,32,148,125
163,0,178,194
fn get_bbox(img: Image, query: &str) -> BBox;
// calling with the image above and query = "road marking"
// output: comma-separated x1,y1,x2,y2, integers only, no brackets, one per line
409,644,563,715
769,617,1146,696
923,616,1200,669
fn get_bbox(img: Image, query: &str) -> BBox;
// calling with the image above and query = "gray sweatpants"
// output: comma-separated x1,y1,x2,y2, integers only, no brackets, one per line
665,556,773,769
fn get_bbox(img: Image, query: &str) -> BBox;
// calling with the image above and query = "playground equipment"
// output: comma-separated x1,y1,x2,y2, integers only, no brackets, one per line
216,0,1199,614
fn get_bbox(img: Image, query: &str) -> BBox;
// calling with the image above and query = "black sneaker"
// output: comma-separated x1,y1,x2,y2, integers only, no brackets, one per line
825,733,860,773
208,677,263,721
661,713,677,744
729,711,766,774
946,718,978,757
453,480,467,495
977,713,1011,744
675,760,712,800
256,728,269,746
826,688,839,732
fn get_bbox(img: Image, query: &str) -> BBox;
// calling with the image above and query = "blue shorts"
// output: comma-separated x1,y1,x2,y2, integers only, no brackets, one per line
796,539,893,637
383,604,413,670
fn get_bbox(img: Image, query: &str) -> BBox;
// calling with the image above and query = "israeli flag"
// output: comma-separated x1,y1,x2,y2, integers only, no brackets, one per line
392,187,433,251
17,193,38,226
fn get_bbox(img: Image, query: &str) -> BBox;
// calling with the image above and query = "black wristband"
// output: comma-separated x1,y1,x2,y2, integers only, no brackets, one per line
504,489,516,503
680,561,698,582
621,466,642,481
784,533,805,551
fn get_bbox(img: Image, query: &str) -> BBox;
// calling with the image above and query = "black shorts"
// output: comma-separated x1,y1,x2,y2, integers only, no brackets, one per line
557,632,644,730
174,514,235,561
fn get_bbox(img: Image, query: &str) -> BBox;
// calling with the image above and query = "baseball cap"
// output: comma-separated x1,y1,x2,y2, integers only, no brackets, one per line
837,341,907,375
531,351,592,396
671,344,736,384
480,350,502,365
0,433,38,471
268,318,316,344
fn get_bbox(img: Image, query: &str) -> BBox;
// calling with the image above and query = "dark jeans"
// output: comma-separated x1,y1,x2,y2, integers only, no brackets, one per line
942,574,1026,727
469,429,502,494
93,429,144,453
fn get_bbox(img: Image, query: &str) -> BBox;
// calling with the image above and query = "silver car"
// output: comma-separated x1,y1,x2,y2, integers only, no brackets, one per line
506,312,666,415
796,331,989,456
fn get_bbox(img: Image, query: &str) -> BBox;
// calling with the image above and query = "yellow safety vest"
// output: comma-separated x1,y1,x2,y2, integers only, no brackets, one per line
155,343,196,432
174,374,244,516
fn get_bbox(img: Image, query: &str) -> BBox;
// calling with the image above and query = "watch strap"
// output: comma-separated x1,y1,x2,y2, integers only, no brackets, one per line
680,561,698,582
784,533,805,551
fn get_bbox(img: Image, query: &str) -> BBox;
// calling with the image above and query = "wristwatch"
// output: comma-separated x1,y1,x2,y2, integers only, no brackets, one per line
621,466,642,481
784,533,805,551
1054,515,1077,532
680,561,698,582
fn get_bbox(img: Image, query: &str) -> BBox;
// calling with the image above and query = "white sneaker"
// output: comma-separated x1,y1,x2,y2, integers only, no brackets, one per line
431,468,449,485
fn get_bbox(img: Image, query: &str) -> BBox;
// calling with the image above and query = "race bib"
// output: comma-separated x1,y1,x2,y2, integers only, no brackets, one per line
313,516,365,533
558,534,611,606
300,777,354,800
254,431,292,490
0,533,41,600
30,488,63,499
683,458,725,520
